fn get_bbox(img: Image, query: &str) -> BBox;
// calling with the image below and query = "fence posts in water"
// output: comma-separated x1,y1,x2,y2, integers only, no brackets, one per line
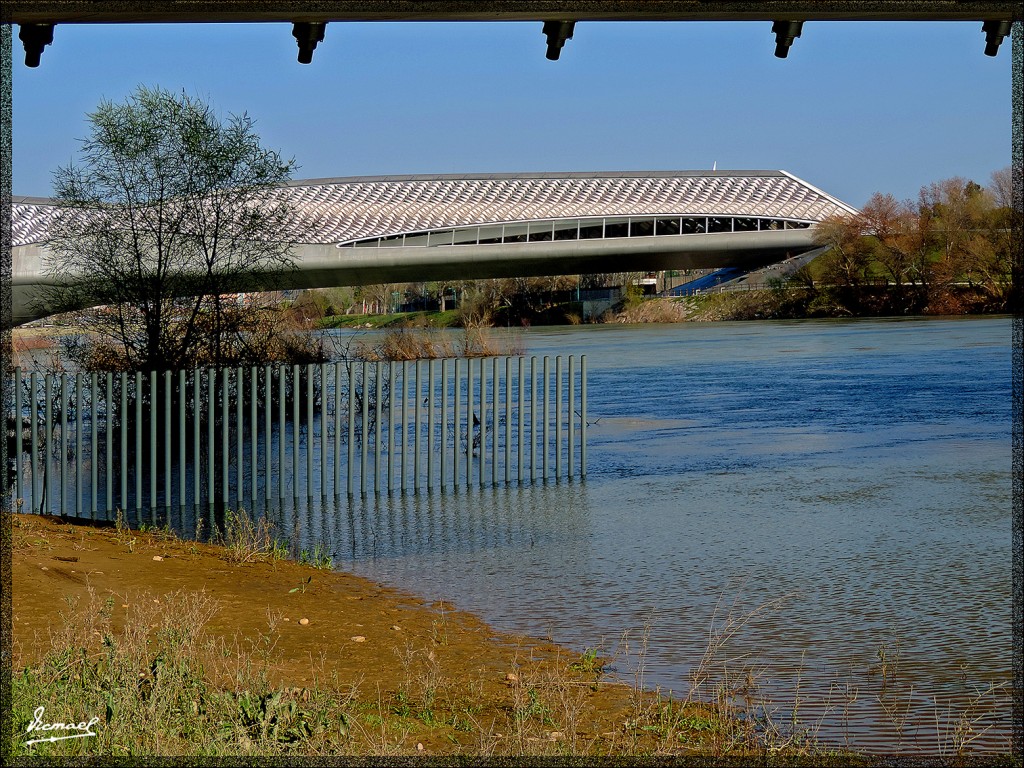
5,354,587,517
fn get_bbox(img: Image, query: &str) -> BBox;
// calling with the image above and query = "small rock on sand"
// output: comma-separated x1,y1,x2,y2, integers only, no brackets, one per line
152,556,163,561
351,635,366,642
299,617,310,626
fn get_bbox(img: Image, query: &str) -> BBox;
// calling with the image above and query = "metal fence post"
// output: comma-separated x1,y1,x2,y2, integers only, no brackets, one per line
556,356,563,481
250,367,257,507
399,361,407,492
413,361,421,493
348,363,356,496
179,370,186,510
581,355,587,478
120,370,127,512
193,370,200,508
388,361,396,493
78,372,84,517
427,360,435,492
478,358,486,487
62,372,70,515
264,366,272,503
307,363,315,498
46,374,54,514
466,358,473,487
278,365,286,503
440,359,448,491
505,357,511,484
208,369,215,509
321,363,329,498
491,357,498,487
223,368,231,506
375,361,383,494
292,365,300,503
453,358,460,490
542,357,550,482
34,372,42,512
530,358,537,483
568,356,575,479
518,357,524,484
334,362,342,496
164,370,172,512
237,366,245,509
14,368,23,504
361,361,369,496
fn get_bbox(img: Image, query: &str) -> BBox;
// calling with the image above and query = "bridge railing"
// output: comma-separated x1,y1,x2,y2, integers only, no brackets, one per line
5,356,587,520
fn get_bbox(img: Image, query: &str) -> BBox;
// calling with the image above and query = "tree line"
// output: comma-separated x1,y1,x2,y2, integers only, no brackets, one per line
797,169,1014,317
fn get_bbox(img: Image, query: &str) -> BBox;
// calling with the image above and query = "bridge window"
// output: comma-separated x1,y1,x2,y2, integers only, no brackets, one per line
604,218,629,238
528,221,554,242
656,218,680,235
478,225,503,245
338,210,811,250
503,223,528,243
402,231,429,246
630,219,654,237
428,230,454,246
452,227,479,245
553,220,579,240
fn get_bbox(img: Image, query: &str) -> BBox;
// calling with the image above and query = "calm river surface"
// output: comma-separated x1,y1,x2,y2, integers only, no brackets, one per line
303,316,1012,755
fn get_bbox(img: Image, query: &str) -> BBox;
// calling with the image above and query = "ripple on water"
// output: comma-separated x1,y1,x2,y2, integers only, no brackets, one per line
253,319,1013,755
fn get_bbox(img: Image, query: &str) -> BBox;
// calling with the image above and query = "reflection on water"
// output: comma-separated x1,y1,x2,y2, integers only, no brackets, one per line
110,317,1017,754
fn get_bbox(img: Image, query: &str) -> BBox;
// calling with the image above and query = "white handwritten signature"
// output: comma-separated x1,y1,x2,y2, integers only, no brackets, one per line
25,706,100,746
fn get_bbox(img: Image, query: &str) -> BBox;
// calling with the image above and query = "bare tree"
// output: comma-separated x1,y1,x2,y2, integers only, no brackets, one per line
44,86,305,372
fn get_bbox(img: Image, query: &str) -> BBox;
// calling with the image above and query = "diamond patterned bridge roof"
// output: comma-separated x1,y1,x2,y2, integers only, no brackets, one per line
12,170,857,248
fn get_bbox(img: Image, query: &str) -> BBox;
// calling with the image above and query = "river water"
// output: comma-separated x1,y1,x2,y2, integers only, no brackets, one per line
26,315,1009,753
306,316,1012,755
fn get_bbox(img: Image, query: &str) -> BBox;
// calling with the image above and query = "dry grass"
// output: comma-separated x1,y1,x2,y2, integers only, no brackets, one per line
10,588,746,759
357,327,524,362
11,523,1008,761
214,508,277,564
613,298,692,324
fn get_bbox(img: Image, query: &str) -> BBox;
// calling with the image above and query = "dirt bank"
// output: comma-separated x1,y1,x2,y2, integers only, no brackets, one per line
8,512,742,757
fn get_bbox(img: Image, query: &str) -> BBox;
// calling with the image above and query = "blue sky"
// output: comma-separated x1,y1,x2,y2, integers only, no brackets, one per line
12,20,1011,208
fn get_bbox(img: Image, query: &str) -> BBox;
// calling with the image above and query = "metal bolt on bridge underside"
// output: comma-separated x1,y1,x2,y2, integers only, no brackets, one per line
292,21,327,63
543,20,576,60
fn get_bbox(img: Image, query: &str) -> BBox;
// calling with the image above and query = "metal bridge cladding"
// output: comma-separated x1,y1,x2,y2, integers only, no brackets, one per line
10,170,858,324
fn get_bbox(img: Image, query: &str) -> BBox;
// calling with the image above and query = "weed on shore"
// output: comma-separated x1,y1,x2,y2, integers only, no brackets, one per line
9,584,875,760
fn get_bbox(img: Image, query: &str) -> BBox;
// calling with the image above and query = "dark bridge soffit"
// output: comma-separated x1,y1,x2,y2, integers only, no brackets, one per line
4,2,1021,23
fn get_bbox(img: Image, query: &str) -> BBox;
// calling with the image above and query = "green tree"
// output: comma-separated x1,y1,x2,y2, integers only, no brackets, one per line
44,85,314,372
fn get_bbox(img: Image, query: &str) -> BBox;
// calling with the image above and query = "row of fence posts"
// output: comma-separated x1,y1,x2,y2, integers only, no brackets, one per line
5,356,586,518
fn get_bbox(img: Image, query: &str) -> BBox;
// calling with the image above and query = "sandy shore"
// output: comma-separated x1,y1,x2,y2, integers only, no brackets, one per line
9,511,712,756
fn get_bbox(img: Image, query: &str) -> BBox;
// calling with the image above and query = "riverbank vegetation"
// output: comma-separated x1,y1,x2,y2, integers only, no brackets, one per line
14,511,1011,761
40,86,324,375
11,512,882,761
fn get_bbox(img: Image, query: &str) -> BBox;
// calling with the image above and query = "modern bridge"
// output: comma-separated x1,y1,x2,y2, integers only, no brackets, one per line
11,169,858,325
